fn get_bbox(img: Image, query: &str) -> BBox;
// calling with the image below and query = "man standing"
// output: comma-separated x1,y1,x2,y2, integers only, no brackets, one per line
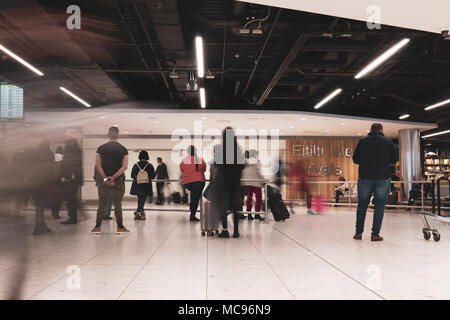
155,157,169,205
91,126,129,234
353,123,397,241
60,131,83,225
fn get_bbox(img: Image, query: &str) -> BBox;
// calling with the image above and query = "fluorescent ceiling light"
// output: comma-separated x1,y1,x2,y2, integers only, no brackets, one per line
0,43,44,76
399,114,410,120
422,130,450,139
354,38,410,79
314,88,342,109
59,87,91,107
195,36,204,78
199,87,206,108
425,98,450,111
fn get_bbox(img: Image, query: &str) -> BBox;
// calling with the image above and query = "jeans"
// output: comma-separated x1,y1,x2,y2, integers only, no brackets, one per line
104,191,113,218
156,182,165,204
95,177,125,228
184,181,205,218
137,194,146,212
66,184,80,222
355,178,390,236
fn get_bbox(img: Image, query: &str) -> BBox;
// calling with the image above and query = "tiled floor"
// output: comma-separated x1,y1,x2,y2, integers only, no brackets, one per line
1,204,450,300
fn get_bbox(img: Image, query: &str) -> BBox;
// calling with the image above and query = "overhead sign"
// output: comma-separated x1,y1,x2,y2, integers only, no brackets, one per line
239,0,450,34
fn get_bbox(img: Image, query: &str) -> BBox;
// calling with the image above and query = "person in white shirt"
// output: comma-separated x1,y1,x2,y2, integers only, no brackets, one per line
241,150,264,220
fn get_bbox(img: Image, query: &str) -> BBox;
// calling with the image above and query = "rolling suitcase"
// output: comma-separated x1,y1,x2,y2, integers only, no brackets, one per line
267,186,290,221
200,200,220,236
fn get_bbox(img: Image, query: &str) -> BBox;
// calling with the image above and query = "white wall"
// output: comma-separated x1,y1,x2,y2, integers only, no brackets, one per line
82,136,286,200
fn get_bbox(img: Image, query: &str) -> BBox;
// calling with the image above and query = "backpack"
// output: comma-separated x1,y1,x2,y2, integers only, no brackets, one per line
136,163,149,184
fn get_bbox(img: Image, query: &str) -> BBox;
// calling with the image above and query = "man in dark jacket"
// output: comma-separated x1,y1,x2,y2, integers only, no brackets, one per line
353,123,397,241
60,131,83,225
155,157,169,205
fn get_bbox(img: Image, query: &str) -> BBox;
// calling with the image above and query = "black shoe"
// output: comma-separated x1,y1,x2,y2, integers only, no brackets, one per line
255,214,262,220
52,214,61,220
233,230,240,238
238,213,246,219
248,214,254,220
103,217,113,220
218,230,230,238
190,217,200,222
60,219,77,225
33,225,51,235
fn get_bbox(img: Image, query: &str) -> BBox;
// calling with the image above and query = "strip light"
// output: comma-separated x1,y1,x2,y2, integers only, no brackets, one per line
314,88,342,109
399,114,410,120
199,87,206,108
195,36,204,78
355,38,410,79
422,130,450,139
0,43,44,76
59,87,91,107
425,98,450,111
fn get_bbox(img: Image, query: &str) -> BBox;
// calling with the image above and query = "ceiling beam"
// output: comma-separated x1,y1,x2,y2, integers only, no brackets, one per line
254,33,309,105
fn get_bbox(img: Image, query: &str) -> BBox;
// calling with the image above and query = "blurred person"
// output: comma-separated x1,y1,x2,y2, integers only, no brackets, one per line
241,150,264,220
155,157,169,205
49,146,65,219
439,171,450,181
10,150,29,214
180,145,206,222
353,123,397,242
30,139,55,235
91,126,129,234
209,127,245,238
60,133,83,225
130,150,155,220
334,176,349,204
289,159,314,215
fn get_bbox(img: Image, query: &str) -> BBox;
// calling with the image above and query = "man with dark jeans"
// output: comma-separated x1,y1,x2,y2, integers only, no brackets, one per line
155,157,169,205
353,123,397,241
60,132,83,225
91,126,129,234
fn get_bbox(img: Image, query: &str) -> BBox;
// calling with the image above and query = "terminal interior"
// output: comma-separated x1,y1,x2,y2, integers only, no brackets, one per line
0,0,450,300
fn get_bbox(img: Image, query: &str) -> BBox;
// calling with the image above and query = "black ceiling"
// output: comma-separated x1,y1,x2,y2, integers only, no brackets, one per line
0,0,449,132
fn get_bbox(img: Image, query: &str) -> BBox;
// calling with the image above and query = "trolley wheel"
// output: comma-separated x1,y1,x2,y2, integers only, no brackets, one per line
433,232,441,242
423,230,431,240
201,231,206,236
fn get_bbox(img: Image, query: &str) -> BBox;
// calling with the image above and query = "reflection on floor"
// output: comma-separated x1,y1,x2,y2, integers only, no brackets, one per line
1,205,450,300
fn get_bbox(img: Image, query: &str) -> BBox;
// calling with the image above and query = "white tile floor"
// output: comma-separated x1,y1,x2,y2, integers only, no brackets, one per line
1,204,450,300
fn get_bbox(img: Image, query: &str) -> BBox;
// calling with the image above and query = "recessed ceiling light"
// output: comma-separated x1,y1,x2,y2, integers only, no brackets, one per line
59,87,91,107
399,114,410,120
100,116,106,119
355,38,410,79
201,117,206,120
300,118,306,120
314,89,342,109
425,98,450,111
324,129,330,132
195,36,204,78
199,87,206,108
340,122,346,125
0,43,44,76
248,122,253,125
422,130,450,139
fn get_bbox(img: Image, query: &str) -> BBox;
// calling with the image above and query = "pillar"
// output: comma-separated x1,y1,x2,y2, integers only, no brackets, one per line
398,129,422,200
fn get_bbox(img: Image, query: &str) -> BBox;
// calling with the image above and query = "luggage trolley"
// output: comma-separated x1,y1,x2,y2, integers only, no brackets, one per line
420,179,450,242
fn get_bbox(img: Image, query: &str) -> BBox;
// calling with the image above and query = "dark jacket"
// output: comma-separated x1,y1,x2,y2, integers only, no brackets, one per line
209,139,245,215
130,160,155,197
29,146,56,207
155,162,169,180
61,139,83,187
353,131,397,180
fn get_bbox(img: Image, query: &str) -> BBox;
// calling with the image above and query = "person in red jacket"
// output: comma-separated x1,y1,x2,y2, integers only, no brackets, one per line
180,145,206,222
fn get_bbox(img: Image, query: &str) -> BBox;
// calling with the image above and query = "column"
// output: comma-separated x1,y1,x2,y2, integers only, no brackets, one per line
398,129,422,200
